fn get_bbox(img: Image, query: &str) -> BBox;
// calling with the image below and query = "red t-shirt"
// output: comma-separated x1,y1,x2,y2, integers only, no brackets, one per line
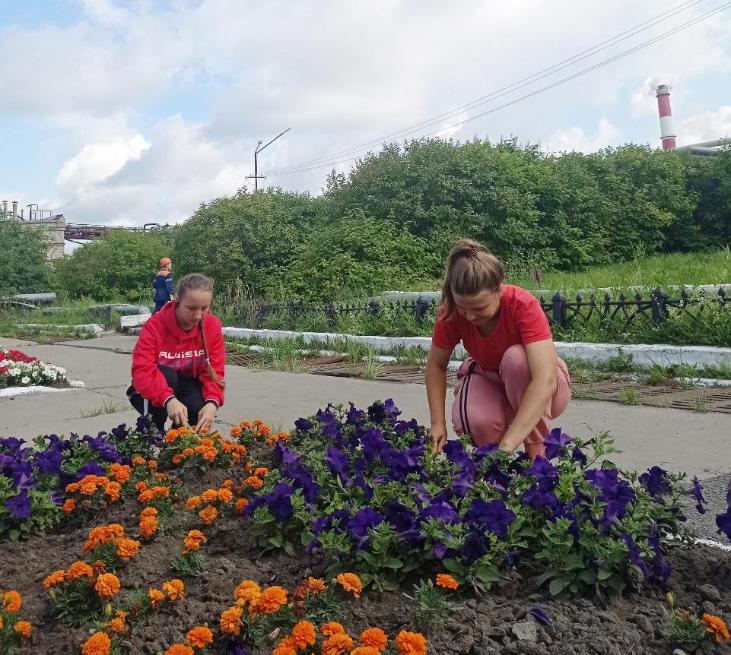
431,285,552,371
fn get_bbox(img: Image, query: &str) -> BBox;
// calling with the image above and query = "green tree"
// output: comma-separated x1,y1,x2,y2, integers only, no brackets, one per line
172,189,318,299
0,222,50,294
53,230,172,301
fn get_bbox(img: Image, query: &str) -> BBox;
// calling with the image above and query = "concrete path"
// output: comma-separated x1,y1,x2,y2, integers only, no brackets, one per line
2,334,729,541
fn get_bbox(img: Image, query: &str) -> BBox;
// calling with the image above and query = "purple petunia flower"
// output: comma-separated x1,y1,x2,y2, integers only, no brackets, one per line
76,461,106,478
6,489,32,520
525,456,558,481
359,427,388,461
528,606,551,626
716,479,731,540
325,447,350,484
347,508,384,547
544,428,571,460
639,466,671,498
586,468,636,526
83,433,123,463
49,490,65,506
421,501,460,524
294,417,314,433
691,476,706,514
462,530,489,564
36,447,63,476
464,498,515,538
268,483,295,521
345,403,365,426
621,533,651,578
571,445,587,467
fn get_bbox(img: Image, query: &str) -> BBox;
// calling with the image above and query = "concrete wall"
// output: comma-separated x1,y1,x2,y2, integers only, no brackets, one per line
17,216,66,261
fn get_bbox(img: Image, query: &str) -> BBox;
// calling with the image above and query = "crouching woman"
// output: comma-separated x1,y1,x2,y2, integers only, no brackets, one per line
128,272,225,432
426,239,571,458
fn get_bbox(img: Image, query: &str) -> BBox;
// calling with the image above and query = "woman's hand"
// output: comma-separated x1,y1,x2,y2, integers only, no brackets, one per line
166,398,189,427
196,402,217,433
430,420,449,454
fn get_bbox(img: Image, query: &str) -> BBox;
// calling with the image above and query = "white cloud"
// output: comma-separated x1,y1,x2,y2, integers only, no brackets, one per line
543,117,620,154
678,106,731,145
1,0,731,222
630,74,677,117
57,134,150,191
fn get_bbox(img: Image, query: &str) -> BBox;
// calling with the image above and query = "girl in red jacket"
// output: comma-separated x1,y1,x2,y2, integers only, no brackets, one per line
128,273,225,432
426,239,571,459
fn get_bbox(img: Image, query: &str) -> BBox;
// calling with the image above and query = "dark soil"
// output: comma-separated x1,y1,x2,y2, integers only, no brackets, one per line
2,464,730,655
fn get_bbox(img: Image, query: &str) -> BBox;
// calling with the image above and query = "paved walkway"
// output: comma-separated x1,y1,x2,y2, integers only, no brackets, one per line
3,334,730,541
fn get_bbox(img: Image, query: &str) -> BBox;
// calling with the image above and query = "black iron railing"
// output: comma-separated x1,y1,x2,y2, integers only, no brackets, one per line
245,287,727,331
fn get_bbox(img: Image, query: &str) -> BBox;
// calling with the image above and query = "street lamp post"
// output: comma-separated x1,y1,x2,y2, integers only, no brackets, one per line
246,128,290,193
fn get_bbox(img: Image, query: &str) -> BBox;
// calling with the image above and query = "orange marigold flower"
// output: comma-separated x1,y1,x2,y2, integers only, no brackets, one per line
321,633,354,655
201,489,218,503
13,619,31,639
135,480,148,491
321,622,346,637
95,573,121,599
185,529,207,544
147,460,158,470
186,496,202,510
80,480,99,495
272,645,297,655
199,505,218,525
116,537,141,560
165,646,193,655
148,588,165,606
351,648,380,655
291,620,317,649
304,576,327,594
243,476,264,489
217,487,234,503
151,486,169,499
395,630,427,655
132,456,146,466
251,585,288,614
63,499,76,513
109,463,131,483
43,570,66,589
336,572,362,598
235,498,249,513
254,467,269,477
104,481,122,501
234,580,262,605
360,627,388,650
436,573,459,590
162,578,185,601
186,625,214,648
138,489,154,503
221,478,234,489
230,426,242,438
140,506,158,518
139,516,158,539
0,616,3,630
66,560,94,581
702,613,730,643
65,481,80,493
3,591,21,613
202,447,217,462
81,631,110,655
172,454,183,465
107,616,127,634
220,606,243,635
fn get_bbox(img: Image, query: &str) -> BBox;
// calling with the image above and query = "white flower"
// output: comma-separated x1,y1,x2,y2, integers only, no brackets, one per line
21,376,31,385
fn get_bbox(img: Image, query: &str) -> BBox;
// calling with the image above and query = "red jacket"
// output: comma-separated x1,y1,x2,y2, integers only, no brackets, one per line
131,301,225,408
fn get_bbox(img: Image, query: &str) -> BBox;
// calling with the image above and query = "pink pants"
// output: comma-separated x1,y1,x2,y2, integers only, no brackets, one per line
451,345,572,458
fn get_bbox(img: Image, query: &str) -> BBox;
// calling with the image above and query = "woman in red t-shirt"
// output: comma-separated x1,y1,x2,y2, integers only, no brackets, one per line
426,239,571,458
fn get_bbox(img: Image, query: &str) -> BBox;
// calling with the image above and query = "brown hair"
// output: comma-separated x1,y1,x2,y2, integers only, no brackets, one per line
174,273,224,389
440,239,504,319
176,273,214,300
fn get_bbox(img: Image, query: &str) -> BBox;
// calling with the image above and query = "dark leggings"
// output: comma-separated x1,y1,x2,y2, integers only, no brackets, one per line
128,365,205,431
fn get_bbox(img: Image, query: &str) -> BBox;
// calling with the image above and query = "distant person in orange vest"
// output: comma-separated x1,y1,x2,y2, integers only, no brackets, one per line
153,257,174,313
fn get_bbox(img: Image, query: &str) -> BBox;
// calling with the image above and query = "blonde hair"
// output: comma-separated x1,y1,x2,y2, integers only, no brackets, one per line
175,273,214,300
440,239,504,319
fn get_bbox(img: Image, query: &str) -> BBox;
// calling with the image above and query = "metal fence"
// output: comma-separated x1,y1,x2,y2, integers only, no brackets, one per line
250,287,727,330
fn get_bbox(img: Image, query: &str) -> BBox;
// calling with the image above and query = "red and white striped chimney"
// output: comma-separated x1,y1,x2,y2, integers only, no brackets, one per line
656,84,676,150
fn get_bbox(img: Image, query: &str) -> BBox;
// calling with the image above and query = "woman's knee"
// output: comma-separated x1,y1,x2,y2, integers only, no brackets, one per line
451,398,505,443
499,345,529,377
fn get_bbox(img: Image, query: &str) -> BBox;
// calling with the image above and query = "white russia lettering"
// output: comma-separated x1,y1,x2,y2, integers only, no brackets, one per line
158,350,205,359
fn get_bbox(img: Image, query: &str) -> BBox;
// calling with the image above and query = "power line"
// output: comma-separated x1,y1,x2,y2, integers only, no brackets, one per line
269,1,729,177
269,0,703,174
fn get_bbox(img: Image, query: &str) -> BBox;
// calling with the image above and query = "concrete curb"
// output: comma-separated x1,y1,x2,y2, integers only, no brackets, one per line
222,327,731,369
0,379,85,398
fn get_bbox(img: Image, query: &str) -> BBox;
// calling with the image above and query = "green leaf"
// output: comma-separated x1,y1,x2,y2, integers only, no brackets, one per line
549,578,570,596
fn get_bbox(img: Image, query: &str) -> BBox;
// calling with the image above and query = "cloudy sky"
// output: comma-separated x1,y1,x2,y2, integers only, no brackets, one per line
1,0,730,226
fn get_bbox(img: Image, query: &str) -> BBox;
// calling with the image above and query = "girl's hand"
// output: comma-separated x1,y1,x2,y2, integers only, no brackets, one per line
166,398,189,427
196,402,217,433
430,421,449,454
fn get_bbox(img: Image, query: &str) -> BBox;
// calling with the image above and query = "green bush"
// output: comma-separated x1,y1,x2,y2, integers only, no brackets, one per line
53,230,172,302
0,222,51,294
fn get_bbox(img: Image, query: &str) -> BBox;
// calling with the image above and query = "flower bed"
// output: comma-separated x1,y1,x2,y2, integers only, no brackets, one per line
0,404,729,654
0,348,68,389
